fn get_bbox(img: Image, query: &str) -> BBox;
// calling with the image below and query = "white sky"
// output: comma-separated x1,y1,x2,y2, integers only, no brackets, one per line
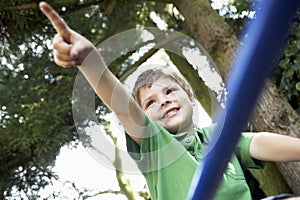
41,144,146,200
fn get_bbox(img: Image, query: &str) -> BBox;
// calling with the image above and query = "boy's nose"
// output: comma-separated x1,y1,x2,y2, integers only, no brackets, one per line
160,99,171,107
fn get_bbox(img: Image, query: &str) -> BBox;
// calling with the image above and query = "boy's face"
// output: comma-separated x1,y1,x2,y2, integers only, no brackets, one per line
139,78,196,134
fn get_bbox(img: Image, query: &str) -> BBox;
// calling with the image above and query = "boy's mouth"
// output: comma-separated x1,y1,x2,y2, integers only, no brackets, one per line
164,107,180,119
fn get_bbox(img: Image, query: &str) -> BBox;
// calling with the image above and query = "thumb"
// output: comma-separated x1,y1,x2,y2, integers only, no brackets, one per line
69,37,94,65
70,47,78,60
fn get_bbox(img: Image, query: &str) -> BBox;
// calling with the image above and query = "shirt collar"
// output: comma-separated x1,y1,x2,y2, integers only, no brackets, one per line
173,128,206,161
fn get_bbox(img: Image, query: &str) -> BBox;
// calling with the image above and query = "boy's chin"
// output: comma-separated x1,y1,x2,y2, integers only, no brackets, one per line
164,126,180,134
158,120,182,133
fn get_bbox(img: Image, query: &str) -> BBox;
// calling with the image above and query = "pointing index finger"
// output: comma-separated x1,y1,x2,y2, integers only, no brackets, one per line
39,1,71,43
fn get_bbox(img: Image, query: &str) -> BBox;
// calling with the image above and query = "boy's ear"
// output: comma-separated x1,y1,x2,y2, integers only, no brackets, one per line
189,92,196,106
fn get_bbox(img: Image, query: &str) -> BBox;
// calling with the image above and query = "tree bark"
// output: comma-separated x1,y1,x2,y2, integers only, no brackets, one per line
172,0,300,194
252,80,300,193
171,0,235,81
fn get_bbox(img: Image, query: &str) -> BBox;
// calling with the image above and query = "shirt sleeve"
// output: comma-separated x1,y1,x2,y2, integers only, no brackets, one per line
125,115,161,160
125,131,141,160
199,125,266,170
235,132,266,170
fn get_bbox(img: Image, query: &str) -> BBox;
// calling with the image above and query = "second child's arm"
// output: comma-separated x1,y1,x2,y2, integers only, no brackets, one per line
250,132,300,162
39,2,144,144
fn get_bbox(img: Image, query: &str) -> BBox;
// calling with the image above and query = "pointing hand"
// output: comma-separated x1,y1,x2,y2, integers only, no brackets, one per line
39,1,94,67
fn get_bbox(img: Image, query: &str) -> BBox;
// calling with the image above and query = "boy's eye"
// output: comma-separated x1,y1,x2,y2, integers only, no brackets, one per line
146,100,155,108
166,88,175,94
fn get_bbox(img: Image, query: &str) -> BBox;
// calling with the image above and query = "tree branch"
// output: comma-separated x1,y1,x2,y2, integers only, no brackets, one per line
83,189,123,199
119,31,184,82
2,3,37,10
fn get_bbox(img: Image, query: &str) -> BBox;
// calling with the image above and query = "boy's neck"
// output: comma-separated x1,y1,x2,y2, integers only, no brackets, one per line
173,124,196,136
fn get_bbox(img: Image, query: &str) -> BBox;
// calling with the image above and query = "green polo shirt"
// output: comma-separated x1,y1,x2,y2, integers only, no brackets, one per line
126,116,265,200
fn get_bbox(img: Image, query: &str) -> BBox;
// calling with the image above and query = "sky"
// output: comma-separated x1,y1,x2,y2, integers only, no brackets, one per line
41,143,146,200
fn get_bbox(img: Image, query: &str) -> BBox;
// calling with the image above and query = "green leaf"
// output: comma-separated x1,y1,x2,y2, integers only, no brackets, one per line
296,82,300,91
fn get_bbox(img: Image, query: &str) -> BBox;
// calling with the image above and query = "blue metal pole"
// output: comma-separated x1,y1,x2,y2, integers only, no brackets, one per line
189,1,300,200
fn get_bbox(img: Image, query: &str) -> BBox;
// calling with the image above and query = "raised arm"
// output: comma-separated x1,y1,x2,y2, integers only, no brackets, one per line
39,2,144,144
250,132,300,162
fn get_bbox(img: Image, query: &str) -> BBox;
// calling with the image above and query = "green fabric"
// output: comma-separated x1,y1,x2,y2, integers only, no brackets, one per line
125,116,265,200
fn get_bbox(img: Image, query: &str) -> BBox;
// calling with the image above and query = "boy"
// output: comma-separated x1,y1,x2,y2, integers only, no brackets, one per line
39,2,300,199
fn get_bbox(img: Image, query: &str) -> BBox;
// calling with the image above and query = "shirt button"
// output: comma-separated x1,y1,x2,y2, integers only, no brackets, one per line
186,138,191,143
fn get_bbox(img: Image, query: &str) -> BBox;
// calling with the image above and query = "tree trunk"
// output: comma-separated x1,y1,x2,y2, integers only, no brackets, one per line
171,0,235,80
251,80,300,193
172,0,300,194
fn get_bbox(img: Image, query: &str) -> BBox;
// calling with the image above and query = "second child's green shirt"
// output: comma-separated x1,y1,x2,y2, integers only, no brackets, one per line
126,116,265,200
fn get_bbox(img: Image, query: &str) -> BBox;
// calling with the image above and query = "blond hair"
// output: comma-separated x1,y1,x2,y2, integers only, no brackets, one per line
132,68,192,105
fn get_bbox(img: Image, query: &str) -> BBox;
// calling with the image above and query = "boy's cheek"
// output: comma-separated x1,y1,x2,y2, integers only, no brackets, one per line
145,109,159,121
145,110,153,120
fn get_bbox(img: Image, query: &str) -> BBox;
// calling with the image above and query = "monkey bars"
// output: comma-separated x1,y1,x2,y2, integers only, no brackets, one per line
189,1,300,199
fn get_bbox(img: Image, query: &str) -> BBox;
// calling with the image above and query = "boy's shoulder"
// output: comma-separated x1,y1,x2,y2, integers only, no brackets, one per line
195,124,255,145
194,124,216,143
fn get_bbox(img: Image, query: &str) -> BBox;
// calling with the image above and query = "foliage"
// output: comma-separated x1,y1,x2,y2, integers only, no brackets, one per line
0,19,78,198
211,0,254,35
0,0,178,198
275,12,300,114
0,1,103,198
